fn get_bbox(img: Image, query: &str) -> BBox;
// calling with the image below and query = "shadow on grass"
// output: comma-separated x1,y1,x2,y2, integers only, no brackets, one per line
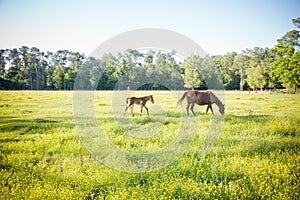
243,138,300,157
225,114,271,124
0,116,74,135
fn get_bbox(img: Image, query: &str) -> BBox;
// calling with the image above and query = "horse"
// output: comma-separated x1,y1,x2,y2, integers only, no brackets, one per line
123,95,154,116
177,91,225,116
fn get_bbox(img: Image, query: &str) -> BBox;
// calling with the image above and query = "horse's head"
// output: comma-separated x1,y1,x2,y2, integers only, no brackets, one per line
219,104,225,115
149,95,154,104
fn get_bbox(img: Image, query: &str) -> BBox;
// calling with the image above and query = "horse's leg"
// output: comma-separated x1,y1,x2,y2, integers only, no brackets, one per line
144,106,149,116
209,103,214,114
206,103,214,114
206,105,209,114
190,103,196,116
130,105,134,116
124,101,132,116
124,106,129,116
140,105,144,116
186,103,190,116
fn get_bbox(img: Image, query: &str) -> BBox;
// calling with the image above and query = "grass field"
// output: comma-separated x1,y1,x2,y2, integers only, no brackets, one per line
0,90,300,199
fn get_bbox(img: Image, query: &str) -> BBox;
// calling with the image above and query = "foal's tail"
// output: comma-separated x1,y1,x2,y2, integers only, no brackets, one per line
177,92,187,106
126,97,129,104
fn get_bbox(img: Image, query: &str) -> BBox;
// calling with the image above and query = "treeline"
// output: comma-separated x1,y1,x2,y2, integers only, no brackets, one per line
0,47,85,90
1,18,299,92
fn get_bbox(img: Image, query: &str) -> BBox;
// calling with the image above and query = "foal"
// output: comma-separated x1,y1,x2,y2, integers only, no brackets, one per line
123,95,154,116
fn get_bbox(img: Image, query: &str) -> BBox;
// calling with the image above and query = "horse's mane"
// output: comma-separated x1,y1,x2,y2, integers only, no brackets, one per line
209,91,223,107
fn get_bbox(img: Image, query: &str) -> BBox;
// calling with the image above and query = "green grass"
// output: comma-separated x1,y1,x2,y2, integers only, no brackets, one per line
0,90,299,199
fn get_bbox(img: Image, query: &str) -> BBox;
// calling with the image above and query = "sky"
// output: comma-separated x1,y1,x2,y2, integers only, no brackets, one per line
0,0,299,56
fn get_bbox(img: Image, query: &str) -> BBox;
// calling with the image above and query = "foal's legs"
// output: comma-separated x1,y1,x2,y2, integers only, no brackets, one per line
140,105,143,115
124,105,130,116
123,107,128,116
124,106,134,116
124,103,133,116
144,106,149,116
130,106,134,116
140,105,149,116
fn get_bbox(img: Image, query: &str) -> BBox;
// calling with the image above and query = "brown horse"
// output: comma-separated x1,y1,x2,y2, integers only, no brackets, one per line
177,91,225,116
123,95,154,116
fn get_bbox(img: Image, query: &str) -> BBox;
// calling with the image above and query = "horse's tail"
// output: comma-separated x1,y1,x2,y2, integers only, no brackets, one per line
126,97,129,104
177,92,187,106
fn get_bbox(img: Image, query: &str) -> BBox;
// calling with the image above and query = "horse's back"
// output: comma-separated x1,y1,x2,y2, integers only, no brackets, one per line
187,91,211,105
127,96,143,105
127,97,136,105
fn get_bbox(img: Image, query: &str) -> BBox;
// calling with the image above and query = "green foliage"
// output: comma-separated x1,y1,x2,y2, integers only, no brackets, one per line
233,53,249,91
0,50,6,78
219,52,240,90
1,91,300,199
1,45,299,91
271,48,300,92
277,30,300,48
246,65,267,90
1,48,85,90
286,51,300,91
181,54,224,90
182,55,203,89
292,17,300,29
53,66,65,90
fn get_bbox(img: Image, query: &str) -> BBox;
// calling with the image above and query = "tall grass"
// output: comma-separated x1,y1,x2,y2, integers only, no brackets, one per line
0,90,299,199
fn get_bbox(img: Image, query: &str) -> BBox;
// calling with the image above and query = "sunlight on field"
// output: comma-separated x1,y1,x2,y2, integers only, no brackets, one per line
0,91,299,199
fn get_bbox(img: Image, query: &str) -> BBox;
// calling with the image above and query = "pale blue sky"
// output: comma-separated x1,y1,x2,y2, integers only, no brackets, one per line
0,0,299,56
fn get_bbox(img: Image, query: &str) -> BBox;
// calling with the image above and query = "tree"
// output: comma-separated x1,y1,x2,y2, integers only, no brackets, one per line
277,17,300,50
152,50,183,90
270,41,299,92
233,53,249,91
182,55,203,90
38,52,50,90
287,51,300,92
270,17,300,92
1,47,85,90
6,48,22,89
292,17,300,29
100,53,118,90
245,47,268,68
88,58,102,89
68,52,85,70
0,50,6,78
18,46,30,89
274,51,300,92
246,65,267,91
45,65,55,89
27,47,41,90
219,52,239,89
243,47,271,91
53,66,65,90
73,57,100,90
277,30,300,48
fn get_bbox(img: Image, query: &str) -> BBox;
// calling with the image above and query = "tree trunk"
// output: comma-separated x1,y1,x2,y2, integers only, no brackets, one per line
35,67,39,90
30,74,33,90
240,63,244,91
239,78,244,91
